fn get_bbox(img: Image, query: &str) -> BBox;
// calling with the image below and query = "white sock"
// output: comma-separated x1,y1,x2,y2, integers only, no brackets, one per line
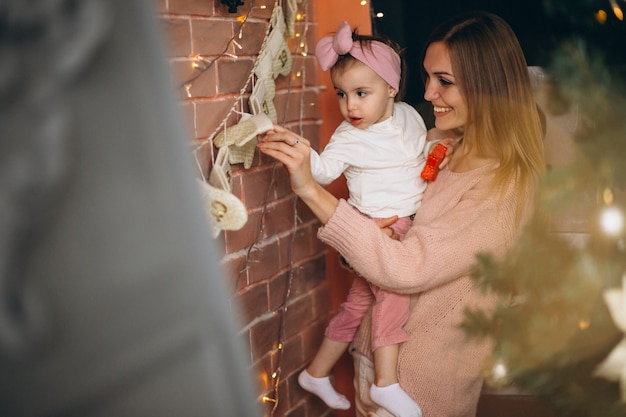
297,369,350,410
369,383,422,417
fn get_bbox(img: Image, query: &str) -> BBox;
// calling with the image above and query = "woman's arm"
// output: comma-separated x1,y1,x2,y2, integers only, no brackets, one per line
257,125,339,224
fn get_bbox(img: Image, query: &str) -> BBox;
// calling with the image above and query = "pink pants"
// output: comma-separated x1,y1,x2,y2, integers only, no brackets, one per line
325,215,412,351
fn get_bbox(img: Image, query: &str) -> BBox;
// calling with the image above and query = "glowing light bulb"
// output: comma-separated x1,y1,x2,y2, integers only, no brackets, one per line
596,9,608,23
360,0,368,5
376,12,384,18
600,206,625,237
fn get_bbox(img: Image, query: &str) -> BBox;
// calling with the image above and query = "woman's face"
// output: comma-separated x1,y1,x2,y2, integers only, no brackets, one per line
423,42,467,132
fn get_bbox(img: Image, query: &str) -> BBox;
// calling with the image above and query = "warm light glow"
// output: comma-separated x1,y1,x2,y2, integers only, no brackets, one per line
614,5,624,20
360,0,368,5
493,362,507,379
579,318,591,330
295,71,302,78
604,187,615,205
295,32,301,38
376,12,384,18
596,9,608,23
296,13,303,21
600,206,625,237
184,83,192,98
299,41,305,48
262,396,277,403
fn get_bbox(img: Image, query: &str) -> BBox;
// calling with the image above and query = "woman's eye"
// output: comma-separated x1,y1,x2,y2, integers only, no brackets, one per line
336,91,346,98
357,91,367,97
439,78,453,87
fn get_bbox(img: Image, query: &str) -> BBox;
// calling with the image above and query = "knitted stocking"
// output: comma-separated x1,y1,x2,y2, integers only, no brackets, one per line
213,113,274,169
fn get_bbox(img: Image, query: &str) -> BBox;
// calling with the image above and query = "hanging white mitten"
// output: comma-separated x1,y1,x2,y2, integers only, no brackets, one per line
249,78,277,122
267,5,292,78
213,112,274,169
196,177,247,238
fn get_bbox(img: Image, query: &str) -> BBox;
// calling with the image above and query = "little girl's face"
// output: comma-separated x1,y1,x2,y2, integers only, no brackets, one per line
331,60,396,130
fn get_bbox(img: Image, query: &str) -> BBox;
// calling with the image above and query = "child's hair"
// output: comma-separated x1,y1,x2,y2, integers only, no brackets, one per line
331,28,407,102
422,11,545,223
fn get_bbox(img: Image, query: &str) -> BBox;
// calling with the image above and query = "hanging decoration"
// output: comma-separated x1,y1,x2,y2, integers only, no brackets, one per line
221,0,245,14
213,112,274,169
186,0,298,238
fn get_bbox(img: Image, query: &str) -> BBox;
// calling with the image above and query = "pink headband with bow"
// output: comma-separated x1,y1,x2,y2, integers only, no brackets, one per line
315,21,401,91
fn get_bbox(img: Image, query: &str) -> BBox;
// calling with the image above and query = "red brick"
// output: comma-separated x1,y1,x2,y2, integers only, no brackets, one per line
159,17,191,57
264,198,297,238
169,0,214,16
247,240,281,284
241,166,275,208
236,282,270,325
224,208,263,254
251,352,274,393
238,21,268,55
175,58,218,98
215,57,255,95
268,272,288,312
194,97,238,138
221,252,248,291
249,312,281,360
153,0,167,14
274,89,320,124
284,296,313,339
249,0,274,19
191,19,234,55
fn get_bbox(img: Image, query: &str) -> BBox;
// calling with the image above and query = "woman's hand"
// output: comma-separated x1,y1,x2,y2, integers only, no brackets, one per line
375,216,400,240
257,124,339,224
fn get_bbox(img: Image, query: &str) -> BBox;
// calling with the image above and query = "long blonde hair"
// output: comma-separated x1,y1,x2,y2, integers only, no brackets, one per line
423,12,545,222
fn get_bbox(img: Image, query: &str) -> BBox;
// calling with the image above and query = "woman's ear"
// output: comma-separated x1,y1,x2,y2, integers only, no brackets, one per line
389,87,397,98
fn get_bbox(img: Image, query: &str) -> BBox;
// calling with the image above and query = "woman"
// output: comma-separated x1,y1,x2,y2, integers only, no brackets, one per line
258,11,545,417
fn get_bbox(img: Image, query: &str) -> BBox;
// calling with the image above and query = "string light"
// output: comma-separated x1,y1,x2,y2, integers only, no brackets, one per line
360,0,368,5
596,9,608,23
599,205,625,237
610,0,624,20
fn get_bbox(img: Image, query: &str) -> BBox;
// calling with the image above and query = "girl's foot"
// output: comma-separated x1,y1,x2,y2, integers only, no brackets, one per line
297,369,350,410
369,383,422,417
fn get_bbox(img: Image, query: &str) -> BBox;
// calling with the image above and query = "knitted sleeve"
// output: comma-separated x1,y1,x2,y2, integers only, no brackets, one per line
317,170,520,294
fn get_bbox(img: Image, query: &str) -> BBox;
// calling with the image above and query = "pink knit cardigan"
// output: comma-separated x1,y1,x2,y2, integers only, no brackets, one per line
318,163,525,417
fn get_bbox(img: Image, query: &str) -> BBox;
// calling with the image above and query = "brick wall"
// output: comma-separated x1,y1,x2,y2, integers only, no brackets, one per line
155,1,337,416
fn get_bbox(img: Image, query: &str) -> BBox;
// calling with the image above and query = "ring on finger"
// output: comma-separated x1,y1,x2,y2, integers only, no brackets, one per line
293,139,300,146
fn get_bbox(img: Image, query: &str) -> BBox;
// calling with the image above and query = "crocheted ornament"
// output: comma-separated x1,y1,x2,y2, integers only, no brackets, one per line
249,78,277,122
213,113,274,168
267,5,292,78
197,177,247,238
284,0,298,38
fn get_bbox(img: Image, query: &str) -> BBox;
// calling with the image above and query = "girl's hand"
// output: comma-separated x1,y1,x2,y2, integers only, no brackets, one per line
257,124,315,199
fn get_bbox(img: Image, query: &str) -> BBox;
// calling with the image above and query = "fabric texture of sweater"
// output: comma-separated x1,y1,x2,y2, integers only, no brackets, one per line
317,162,526,417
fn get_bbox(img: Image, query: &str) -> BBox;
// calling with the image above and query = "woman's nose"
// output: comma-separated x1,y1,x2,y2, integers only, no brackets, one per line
423,81,438,101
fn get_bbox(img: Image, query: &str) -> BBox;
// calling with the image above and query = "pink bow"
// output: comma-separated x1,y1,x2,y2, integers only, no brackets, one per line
314,21,401,91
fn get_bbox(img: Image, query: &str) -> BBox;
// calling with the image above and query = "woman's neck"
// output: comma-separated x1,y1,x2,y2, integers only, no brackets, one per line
447,138,498,173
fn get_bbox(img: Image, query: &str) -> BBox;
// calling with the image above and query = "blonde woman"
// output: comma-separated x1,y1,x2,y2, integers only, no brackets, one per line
259,11,544,417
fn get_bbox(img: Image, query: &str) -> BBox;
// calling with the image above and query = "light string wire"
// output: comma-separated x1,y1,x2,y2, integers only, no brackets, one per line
180,0,310,410
264,3,310,414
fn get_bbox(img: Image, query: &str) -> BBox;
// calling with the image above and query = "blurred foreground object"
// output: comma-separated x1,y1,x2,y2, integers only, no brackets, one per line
0,1,259,416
